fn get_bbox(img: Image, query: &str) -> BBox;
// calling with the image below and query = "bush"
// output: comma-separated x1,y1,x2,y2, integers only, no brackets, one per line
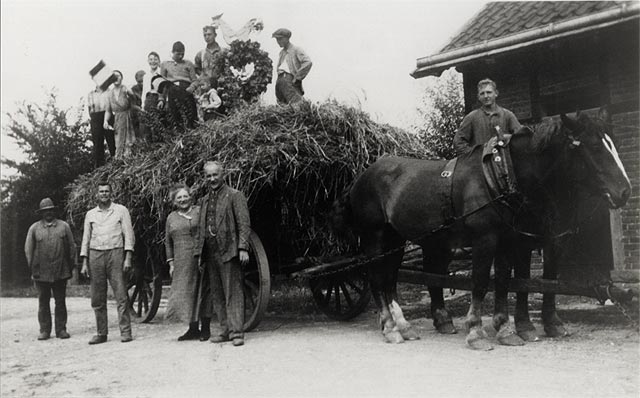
414,69,465,159
1,92,93,286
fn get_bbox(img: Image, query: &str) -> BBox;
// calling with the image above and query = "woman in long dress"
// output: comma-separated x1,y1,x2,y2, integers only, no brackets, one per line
164,185,210,340
103,70,137,158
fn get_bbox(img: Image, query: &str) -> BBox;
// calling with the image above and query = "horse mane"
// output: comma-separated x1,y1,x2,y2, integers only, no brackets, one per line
526,120,564,153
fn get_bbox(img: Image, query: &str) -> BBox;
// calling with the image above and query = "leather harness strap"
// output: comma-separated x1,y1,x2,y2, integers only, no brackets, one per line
481,134,518,198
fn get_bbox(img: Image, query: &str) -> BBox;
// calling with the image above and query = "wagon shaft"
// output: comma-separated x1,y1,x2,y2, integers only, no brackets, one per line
397,269,636,302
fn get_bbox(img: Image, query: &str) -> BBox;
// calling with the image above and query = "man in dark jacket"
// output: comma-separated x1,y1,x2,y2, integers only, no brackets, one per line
24,198,76,340
453,78,521,156
195,161,251,346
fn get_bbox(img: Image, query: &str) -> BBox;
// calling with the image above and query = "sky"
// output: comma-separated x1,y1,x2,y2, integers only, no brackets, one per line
1,0,485,173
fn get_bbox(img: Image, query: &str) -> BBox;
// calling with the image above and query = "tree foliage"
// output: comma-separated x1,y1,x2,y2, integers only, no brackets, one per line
1,92,93,285
414,69,465,159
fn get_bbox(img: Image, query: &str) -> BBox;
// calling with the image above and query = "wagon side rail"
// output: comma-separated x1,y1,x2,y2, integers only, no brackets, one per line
292,248,638,305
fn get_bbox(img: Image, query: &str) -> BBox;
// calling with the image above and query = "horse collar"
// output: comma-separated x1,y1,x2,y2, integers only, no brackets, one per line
481,135,519,199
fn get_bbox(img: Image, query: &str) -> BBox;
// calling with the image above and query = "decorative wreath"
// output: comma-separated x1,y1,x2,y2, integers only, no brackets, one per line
213,40,273,111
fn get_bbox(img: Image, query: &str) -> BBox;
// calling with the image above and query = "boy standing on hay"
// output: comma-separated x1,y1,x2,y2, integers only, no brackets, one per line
87,85,115,166
195,161,251,347
80,181,135,344
272,28,312,105
195,25,223,88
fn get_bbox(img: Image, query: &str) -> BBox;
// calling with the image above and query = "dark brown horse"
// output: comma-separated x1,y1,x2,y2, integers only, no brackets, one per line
336,112,630,346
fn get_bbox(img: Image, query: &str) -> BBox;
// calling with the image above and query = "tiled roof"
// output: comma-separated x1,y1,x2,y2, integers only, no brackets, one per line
441,1,630,52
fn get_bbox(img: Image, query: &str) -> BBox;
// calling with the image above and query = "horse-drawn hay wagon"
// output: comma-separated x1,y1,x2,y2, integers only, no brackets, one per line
67,103,638,335
66,101,421,328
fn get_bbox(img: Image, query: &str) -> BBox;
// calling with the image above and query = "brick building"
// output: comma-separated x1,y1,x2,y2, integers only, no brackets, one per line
412,2,639,276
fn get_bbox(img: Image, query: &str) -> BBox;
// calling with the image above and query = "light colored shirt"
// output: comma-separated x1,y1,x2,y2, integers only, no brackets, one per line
276,43,312,81
195,44,223,81
80,202,135,256
141,68,161,108
278,58,292,75
160,60,197,84
24,219,76,282
87,89,110,114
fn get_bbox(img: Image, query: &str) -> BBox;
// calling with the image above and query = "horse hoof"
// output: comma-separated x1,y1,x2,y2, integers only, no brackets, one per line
432,308,458,334
496,327,525,346
436,321,457,335
482,324,497,338
383,330,405,344
517,329,540,342
466,328,493,351
544,324,570,338
433,309,457,334
399,327,420,341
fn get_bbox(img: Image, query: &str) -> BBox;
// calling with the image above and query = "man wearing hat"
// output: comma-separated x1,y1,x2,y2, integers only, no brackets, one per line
24,198,76,340
272,28,312,105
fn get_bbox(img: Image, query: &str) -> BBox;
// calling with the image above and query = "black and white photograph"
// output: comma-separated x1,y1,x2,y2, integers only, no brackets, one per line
1,1,639,397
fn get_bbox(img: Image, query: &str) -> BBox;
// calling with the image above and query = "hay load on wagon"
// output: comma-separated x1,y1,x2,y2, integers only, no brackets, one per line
66,100,429,268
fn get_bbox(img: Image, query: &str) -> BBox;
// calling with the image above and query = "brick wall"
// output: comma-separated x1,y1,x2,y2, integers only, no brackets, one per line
607,34,639,105
459,29,639,270
537,54,600,97
608,33,639,270
612,111,640,269
496,73,532,121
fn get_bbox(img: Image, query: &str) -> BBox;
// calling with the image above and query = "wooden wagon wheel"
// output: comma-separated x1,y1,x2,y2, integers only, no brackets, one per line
126,267,162,323
309,269,371,321
243,230,270,332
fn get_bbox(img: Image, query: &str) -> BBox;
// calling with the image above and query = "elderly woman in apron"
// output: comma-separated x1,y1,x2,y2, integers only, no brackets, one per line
164,184,212,340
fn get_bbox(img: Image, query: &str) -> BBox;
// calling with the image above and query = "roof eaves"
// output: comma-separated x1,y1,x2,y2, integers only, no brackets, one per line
411,2,640,78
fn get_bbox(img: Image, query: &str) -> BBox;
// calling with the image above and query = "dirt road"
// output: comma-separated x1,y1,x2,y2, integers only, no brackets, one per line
1,295,638,398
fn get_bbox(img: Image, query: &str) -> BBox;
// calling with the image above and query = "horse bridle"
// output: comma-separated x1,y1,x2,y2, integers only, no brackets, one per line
491,127,607,241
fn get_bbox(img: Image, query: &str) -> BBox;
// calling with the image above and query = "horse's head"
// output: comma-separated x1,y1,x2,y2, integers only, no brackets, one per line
560,112,631,208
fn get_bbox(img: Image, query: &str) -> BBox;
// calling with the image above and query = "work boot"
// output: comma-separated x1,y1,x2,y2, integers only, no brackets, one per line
199,318,211,341
232,337,244,347
210,334,230,343
88,335,107,345
178,322,200,341
37,332,50,341
56,330,70,339
121,334,133,343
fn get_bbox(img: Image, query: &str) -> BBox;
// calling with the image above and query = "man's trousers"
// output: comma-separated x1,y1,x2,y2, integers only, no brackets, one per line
204,241,244,339
88,248,131,337
89,111,115,166
35,279,68,335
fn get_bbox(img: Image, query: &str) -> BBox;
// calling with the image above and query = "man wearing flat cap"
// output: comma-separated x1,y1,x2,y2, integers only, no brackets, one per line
24,198,76,340
272,28,312,105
